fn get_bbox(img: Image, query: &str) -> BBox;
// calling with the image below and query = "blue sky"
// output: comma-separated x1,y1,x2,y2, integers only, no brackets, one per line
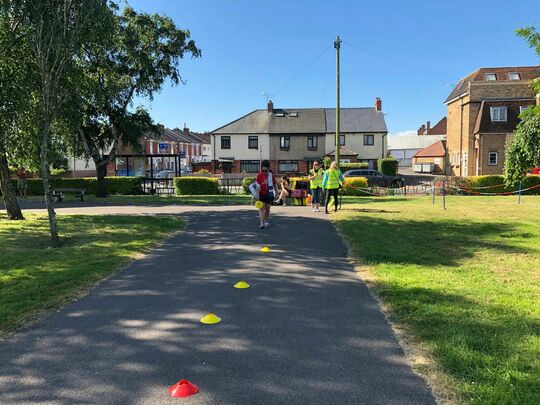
127,0,539,136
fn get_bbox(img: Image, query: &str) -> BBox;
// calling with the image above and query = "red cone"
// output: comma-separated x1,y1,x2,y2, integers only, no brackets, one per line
169,379,199,398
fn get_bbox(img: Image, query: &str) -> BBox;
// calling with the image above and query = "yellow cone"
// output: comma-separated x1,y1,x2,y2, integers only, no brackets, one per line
234,281,250,289
200,313,221,324
260,246,271,253
254,200,264,209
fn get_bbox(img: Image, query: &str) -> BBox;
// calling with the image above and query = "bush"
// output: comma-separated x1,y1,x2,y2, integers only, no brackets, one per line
194,169,211,174
174,177,219,195
377,158,398,176
242,177,256,194
4,177,143,196
339,162,368,173
342,177,369,196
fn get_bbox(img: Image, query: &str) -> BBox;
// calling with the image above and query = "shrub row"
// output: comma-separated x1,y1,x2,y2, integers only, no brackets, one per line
443,175,540,195
2,177,143,196
339,162,368,172
174,177,219,195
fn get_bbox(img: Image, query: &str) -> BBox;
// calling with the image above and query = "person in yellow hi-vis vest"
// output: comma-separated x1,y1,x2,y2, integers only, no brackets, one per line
308,161,324,212
322,161,344,214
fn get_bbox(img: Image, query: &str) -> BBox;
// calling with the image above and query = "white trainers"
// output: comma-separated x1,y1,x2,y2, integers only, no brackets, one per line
312,208,316,212
316,208,320,212
264,222,270,228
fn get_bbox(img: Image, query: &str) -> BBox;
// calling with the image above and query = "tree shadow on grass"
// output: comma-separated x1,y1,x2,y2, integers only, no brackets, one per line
368,284,540,404
336,216,530,267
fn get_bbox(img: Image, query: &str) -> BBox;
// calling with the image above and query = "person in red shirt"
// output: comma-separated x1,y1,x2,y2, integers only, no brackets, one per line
254,160,278,229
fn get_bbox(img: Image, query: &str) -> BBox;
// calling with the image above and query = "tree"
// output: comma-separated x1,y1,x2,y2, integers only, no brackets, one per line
26,0,112,246
77,6,201,197
0,0,28,220
504,27,540,184
504,106,540,184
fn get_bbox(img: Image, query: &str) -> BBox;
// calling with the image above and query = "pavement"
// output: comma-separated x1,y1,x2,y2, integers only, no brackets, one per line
0,205,435,404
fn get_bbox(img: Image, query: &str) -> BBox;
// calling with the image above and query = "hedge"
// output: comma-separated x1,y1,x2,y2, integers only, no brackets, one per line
377,158,398,176
174,177,219,195
342,177,369,196
444,175,540,195
242,177,256,194
2,177,143,196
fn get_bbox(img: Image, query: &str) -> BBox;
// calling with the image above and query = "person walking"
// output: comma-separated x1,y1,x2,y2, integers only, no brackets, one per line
322,161,344,214
249,160,278,229
308,161,324,212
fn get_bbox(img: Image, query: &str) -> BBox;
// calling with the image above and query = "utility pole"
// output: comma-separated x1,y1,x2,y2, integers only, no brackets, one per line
334,35,341,168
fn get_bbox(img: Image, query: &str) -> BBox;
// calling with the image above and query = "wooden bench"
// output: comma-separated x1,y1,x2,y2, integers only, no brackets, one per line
52,188,85,202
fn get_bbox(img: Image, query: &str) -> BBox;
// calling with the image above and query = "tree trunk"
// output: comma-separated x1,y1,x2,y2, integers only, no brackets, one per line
0,142,24,220
40,122,61,247
95,162,107,198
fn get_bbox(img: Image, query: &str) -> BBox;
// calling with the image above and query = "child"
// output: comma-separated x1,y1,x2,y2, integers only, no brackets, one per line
249,161,278,228
275,176,291,206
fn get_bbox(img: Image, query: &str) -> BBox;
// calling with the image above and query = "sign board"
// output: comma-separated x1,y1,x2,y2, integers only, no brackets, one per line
159,143,169,154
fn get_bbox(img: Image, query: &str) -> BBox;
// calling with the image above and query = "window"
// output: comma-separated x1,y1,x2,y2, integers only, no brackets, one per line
221,136,231,149
339,134,345,146
307,136,318,150
280,136,290,150
488,152,498,166
490,106,507,122
507,72,520,81
248,136,258,149
363,134,375,146
240,160,260,173
278,160,298,172
484,73,497,81
520,106,530,114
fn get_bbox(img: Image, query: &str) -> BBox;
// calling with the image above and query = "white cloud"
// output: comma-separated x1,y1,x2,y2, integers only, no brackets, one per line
389,129,417,137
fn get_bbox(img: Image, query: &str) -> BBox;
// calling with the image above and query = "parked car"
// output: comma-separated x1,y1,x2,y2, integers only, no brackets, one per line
343,169,405,188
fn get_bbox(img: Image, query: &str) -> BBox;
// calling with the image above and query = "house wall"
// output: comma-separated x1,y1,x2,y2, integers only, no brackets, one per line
324,132,387,159
211,134,270,161
469,81,533,101
269,134,324,160
477,133,514,175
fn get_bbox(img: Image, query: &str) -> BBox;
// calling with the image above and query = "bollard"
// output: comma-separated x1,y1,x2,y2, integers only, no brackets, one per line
442,180,446,210
518,180,522,205
432,184,436,205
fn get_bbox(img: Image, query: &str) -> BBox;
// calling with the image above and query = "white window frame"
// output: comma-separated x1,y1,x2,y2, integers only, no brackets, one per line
278,160,298,172
507,72,520,81
484,73,497,81
488,152,498,166
339,134,346,146
490,106,507,122
520,106,530,114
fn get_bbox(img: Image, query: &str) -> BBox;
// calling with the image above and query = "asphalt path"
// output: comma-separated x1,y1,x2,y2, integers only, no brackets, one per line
0,206,435,404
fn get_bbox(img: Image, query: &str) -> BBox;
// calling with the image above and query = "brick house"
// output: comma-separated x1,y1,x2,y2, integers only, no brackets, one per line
444,66,540,176
210,99,388,175
412,140,447,175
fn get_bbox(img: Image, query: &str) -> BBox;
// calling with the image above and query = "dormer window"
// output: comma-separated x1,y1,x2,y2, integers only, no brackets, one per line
490,106,507,122
508,72,520,80
484,73,497,81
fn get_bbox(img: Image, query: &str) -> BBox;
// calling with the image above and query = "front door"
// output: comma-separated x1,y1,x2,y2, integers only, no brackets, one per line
222,162,232,174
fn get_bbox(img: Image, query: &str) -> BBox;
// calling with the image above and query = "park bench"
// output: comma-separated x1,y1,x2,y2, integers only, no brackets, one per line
52,188,85,202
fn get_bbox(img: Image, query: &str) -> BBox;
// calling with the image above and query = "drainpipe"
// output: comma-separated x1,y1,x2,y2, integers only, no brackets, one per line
212,134,216,172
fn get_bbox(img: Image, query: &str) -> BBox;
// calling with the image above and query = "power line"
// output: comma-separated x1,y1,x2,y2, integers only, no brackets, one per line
343,41,454,84
273,45,332,97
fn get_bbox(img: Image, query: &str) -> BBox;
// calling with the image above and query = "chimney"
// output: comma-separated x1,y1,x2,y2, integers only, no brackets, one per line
375,97,382,112
267,100,274,113
420,124,425,135
183,123,189,135
426,121,431,133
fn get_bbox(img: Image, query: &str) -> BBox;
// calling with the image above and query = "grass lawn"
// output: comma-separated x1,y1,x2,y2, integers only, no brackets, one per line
0,214,184,336
333,196,540,404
